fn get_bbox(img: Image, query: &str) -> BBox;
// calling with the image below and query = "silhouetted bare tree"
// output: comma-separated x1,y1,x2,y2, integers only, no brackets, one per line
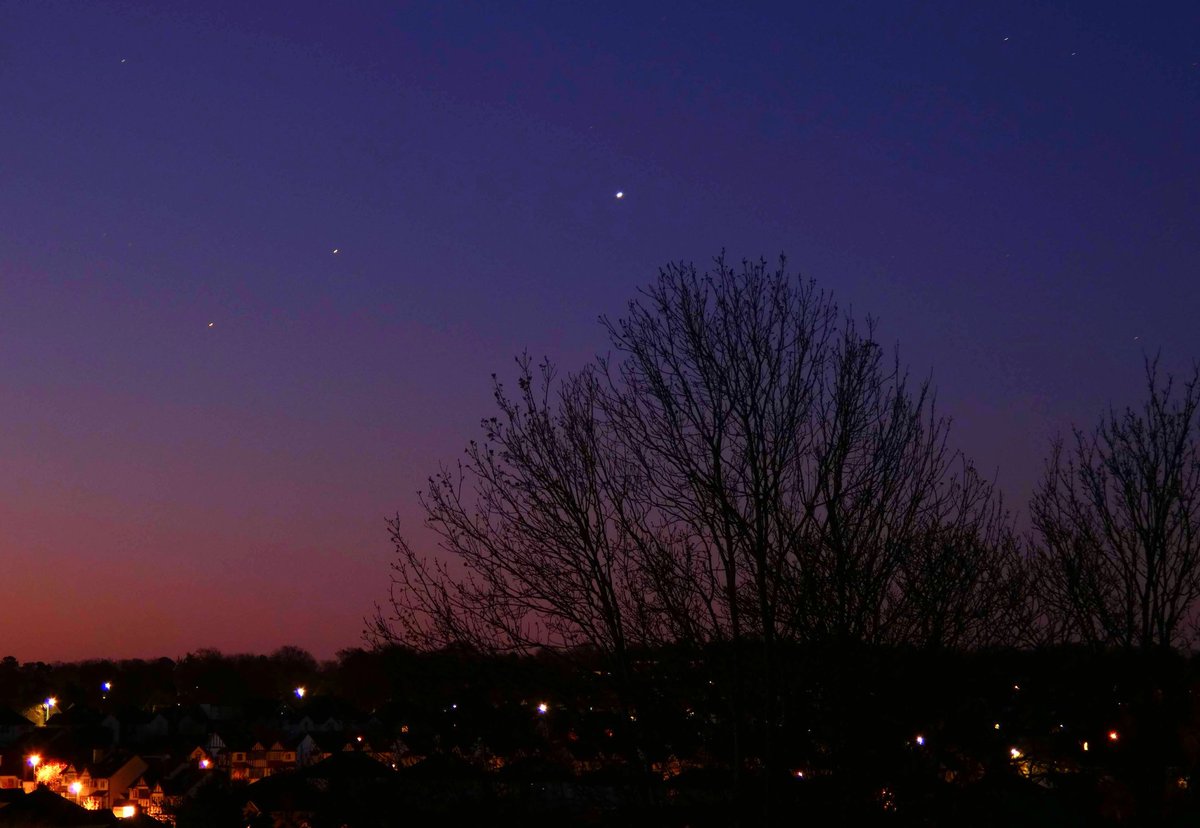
374,254,1019,813
375,357,652,672
890,468,1027,649
1032,359,1200,649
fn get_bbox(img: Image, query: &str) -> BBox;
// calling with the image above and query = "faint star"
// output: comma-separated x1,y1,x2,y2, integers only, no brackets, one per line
120,58,127,64
1003,36,1009,42
332,248,340,254
207,322,215,328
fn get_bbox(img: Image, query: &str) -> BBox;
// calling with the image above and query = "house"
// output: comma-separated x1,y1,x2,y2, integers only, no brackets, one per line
225,739,298,782
87,753,149,810
241,751,396,828
156,766,210,812
119,711,168,745
0,711,34,747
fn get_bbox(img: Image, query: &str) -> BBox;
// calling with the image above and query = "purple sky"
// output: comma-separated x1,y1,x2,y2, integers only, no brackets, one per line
1,1,1197,661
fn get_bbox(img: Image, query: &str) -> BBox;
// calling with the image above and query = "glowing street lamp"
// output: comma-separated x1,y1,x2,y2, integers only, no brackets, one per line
294,686,306,699
26,754,41,768
1108,730,1119,742
102,682,112,692
536,702,549,715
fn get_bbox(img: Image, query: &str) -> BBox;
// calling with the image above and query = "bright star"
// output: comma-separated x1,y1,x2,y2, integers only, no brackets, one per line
615,191,624,199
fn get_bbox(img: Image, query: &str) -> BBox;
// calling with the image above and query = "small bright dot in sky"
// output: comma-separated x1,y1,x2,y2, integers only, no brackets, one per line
1003,36,1009,41
332,248,340,254
207,322,214,328
615,191,624,199
120,58,126,63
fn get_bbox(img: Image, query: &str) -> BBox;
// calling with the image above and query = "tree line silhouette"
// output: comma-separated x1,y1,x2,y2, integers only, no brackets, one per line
372,254,1200,821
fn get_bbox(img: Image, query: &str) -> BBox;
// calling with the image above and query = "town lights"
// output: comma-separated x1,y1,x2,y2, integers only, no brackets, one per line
536,702,549,715
113,805,136,819
26,755,40,768
1010,748,1022,760
1108,730,1119,742
102,682,112,692
915,735,925,746
199,759,211,769
294,686,306,699
69,782,82,795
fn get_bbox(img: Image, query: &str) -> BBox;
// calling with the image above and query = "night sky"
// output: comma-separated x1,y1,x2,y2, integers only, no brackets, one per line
2,1,1197,661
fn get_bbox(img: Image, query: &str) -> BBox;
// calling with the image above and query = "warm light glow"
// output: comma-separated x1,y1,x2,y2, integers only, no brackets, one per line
915,735,925,746
114,805,136,819
1010,747,1022,759
993,722,1000,730
1083,740,1089,752
199,758,211,769
26,754,40,768
35,761,65,785
294,686,306,699
536,702,549,715
1108,730,1119,741
69,781,83,795
102,681,112,691
45,697,56,708
793,769,805,778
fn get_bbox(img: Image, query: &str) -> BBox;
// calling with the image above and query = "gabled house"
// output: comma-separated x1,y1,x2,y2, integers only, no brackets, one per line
87,753,149,810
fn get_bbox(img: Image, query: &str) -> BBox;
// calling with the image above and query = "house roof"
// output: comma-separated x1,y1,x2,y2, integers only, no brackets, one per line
302,750,395,782
0,709,34,729
89,752,143,779
0,786,116,827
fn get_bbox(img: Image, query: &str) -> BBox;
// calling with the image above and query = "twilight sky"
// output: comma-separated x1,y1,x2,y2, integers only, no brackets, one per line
1,1,1197,661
